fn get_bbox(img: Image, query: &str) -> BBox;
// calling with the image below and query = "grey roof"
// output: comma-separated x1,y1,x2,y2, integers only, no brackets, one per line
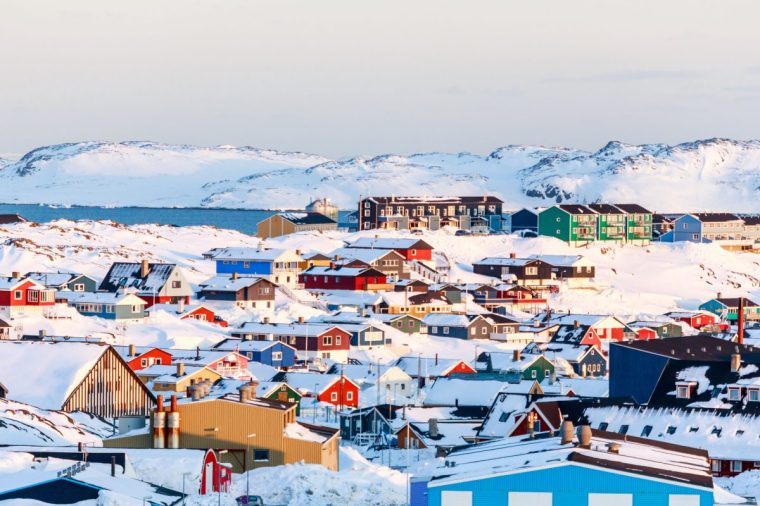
98,262,176,293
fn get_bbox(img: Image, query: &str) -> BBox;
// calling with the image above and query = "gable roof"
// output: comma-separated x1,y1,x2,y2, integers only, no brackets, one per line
25,272,93,288
98,262,177,293
556,204,596,215
276,212,335,225
613,335,760,362
212,247,301,262
613,203,651,214
0,276,45,291
198,275,272,292
394,356,474,377
0,342,110,408
587,204,624,215
234,321,349,338
691,212,742,223
710,297,760,308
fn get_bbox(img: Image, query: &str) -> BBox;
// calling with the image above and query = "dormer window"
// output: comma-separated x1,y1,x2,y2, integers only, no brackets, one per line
676,381,696,399
728,386,742,402
749,388,760,402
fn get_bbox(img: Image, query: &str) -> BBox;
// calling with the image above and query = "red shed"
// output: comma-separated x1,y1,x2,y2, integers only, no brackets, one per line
200,449,232,495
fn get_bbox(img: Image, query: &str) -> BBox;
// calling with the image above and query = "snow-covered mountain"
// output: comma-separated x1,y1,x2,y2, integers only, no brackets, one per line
1,138,760,211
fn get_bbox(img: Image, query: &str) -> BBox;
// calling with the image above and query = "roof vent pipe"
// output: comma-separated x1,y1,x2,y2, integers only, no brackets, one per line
560,420,574,445
576,425,592,448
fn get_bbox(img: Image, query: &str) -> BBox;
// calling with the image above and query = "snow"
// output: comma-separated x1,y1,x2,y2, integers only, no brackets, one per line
283,423,329,443
676,366,712,395
0,341,108,409
716,471,760,504
0,399,111,446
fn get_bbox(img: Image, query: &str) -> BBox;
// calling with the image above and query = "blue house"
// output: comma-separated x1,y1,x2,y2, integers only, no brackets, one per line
510,208,540,235
212,338,296,368
665,213,745,243
413,425,714,506
211,246,302,288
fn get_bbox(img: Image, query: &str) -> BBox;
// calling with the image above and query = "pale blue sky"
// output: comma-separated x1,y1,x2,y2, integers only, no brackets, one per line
2,0,760,158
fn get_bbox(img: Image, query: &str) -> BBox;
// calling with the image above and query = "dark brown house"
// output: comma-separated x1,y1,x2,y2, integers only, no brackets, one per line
331,247,409,281
472,255,553,286
358,195,504,231
197,275,277,310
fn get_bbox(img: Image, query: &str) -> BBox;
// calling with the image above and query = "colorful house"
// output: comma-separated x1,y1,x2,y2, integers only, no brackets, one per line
299,265,389,291
587,204,627,242
277,372,360,408
538,205,598,246
115,345,173,371
212,247,303,288
0,274,56,318
212,338,297,368
66,291,147,321
197,274,276,310
615,203,653,244
256,212,336,239
98,261,192,307
26,271,99,292
231,321,352,363
346,237,434,262
413,426,714,506
699,296,760,322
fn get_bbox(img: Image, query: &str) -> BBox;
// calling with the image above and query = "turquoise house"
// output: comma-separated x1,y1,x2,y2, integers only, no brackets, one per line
412,428,714,506
699,296,760,323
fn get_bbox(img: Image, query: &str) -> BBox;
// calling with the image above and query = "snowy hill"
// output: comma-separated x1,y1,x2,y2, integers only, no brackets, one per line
0,399,111,446
1,138,760,211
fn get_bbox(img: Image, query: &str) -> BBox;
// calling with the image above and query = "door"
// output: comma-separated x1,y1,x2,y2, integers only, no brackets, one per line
509,492,551,505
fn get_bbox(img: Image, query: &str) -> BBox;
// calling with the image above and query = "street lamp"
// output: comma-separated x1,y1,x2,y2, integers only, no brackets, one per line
246,433,256,499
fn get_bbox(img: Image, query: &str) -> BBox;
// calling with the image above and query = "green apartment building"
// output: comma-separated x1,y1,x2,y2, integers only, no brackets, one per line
538,204,652,245
538,205,598,246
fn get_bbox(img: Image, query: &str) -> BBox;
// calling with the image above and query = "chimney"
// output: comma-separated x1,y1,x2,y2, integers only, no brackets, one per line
257,242,264,251
263,316,270,324
607,442,621,454
560,420,574,444
329,262,336,270
295,249,301,256
153,395,166,449
435,353,438,366
192,384,202,401
576,425,592,448
533,320,540,328
717,292,722,299
140,260,150,278
731,353,741,373
167,395,180,449
128,343,136,357
574,320,580,329
509,252,516,259
111,456,116,477
232,272,239,280
428,418,439,438
12,271,20,279
738,297,746,345
333,255,340,261
298,316,305,324
196,346,200,360
39,329,46,339
513,349,521,362
177,299,185,313
176,362,185,377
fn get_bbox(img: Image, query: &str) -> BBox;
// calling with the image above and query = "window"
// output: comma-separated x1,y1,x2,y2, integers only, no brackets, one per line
172,281,181,289
589,494,631,506
556,229,560,234
481,327,488,335
618,424,629,435
531,370,537,379
363,210,370,217
692,233,699,240
442,491,472,506
598,422,609,431
676,382,692,399
525,267,538,275
545,369,551,377
640,425,653,437
336,336,341,345
711,460,722,472
750,389,760,402
330,392,338,401
106,305,114,313
666,425,677,435
246,352,253,359
711,426,723,437
253,449,270,462
272,352,283,361
14,290,23,300
411,249,417,256
74,283,85,292
141,358,147,367
556,217,561,222
323,336,332,346
731,460,743,473
131,305,140,312
346,391,354,401
443,327,449,335
729,387,741,401
507,492,551,506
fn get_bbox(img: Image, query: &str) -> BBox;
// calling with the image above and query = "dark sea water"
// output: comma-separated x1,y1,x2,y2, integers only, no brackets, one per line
0,204,350,235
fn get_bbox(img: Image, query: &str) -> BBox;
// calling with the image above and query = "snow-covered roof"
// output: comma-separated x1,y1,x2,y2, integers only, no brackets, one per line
0,276,45,291
213,247,301,262
584,405,760,461
427,429,712,489
235,321,348,338
279,372,354,394
423,313,472,327
198,275,269,291
99,262,177,294
215,339,293,353
477,393,533,438
63,291,145,305
424,378,509,407
329,247,400,264
25,271,87,288
474,257,534,267
395,356,470,377
528,254,592,267
347,237,431,250
0,342,109,408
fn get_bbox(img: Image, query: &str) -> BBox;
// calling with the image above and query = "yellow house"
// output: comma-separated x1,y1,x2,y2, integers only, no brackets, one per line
137,363,223,393
104,384,339,472
257,213,337,239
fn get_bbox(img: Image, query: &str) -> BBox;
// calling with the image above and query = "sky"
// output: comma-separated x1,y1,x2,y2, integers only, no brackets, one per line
1,0,760,159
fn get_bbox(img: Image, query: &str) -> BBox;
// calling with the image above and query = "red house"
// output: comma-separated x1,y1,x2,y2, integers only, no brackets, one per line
346,237,433,262
149,303,228,327
232,321,352,363
664,311,718,330
0,274,56,318
284,372,360,408
549,314,637,348
633,327,658,340
508,400,564,438
117,345,174,372
299,265,388,291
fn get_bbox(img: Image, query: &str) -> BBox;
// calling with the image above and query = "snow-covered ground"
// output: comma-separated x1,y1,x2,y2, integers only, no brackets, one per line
2,138,760,211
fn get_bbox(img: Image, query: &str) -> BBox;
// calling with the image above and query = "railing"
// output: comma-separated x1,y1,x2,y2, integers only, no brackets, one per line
407,261,445,283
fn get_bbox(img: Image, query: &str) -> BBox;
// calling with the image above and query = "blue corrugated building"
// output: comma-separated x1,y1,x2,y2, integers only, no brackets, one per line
412,426,714,506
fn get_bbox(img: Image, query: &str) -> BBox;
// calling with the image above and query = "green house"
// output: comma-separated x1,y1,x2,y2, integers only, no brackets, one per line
477,352,555,382
615,204,653,244
377,314,427,334
587,204,627,242
259,382,302,415
538,205,598,245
